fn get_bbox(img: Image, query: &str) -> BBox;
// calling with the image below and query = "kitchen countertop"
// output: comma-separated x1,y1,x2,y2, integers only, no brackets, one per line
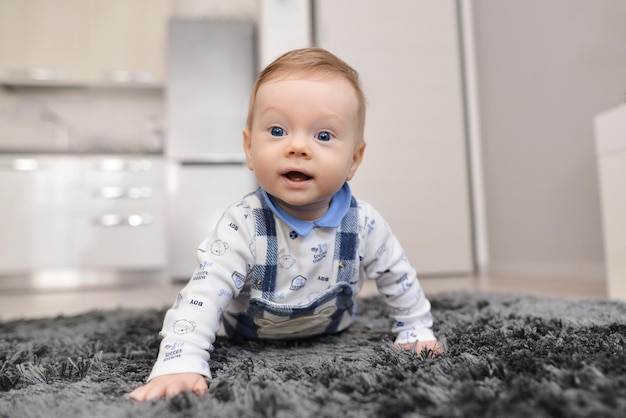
0,149,164,156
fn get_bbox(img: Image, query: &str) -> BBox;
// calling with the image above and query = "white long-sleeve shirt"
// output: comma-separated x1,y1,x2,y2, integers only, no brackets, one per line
148,184,435,381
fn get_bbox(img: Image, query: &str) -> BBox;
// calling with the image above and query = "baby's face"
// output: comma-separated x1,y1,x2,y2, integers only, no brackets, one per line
243,73,365,221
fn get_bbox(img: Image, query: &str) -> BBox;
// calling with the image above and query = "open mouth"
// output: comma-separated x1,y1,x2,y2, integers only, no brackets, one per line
284,171,312,182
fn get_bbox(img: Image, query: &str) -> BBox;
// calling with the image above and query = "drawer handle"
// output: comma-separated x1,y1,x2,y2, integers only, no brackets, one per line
99,187,124,199
12,159,39,171
128,187,153,199
128,214,154,226
97,214,123,226
99,159,152,172
98,186,153,199
95,214,154,227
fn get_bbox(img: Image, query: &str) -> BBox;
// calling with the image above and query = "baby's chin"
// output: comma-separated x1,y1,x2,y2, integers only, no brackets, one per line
273,196,333,221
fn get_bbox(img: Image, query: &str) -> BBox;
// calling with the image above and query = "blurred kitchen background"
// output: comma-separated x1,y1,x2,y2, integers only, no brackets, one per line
1,0,625,319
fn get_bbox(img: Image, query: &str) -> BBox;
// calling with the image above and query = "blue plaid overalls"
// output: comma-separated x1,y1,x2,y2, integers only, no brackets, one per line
222,189,360,340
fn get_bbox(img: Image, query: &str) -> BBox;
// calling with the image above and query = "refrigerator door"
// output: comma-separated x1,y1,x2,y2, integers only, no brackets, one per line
167,163,256,280
166,19,256,161
165,19,258,280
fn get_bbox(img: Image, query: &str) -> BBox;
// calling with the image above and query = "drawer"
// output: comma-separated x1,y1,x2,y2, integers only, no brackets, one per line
72,211,167,269
80,156,164,187
0,206,73,272
83,184,165,212
0,156,82,207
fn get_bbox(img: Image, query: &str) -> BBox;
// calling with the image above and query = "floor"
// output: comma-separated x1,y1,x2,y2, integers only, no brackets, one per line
0,273,608,322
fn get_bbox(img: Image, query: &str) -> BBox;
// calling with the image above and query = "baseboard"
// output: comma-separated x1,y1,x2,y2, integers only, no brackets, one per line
487,261,606,282
0,268,168,292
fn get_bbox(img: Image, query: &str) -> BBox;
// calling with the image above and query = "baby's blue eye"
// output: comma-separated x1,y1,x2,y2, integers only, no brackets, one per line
316,131,332,142
270,127,284,137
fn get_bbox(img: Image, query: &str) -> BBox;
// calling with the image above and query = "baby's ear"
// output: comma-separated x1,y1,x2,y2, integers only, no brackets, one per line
347,140,366,180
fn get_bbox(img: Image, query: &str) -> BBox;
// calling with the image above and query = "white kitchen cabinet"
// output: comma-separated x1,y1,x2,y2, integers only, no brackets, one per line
315,0,474,275
0,157,81,272
0,155,166,275
0,0,169,85
0,0,89,81
87,0,170,84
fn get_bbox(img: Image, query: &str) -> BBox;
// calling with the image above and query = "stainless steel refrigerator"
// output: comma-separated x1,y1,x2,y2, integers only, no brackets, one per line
166,19,257,280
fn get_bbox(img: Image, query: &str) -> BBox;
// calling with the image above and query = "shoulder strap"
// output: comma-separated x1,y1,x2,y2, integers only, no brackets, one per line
334,196,359,284
251,189,279,300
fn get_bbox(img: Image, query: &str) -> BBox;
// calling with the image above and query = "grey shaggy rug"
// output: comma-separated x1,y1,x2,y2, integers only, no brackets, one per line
1,291,625,418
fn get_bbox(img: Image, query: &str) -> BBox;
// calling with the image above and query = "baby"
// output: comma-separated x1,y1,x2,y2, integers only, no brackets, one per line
129,47,442,401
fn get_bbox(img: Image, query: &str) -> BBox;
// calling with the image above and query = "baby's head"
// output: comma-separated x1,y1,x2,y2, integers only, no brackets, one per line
246,47,366,145
243,48,367,221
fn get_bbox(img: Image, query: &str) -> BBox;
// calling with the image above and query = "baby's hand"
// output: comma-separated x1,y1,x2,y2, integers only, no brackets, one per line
127,373,208,402
395,340,444,357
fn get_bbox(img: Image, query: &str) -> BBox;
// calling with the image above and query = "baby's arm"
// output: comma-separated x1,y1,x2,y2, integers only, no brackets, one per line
359,203,442,356
128,201,254,402
128,373,208,401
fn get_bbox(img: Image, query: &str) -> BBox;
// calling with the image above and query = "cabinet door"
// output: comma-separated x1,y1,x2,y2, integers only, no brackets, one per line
72,214,167,269
87,0,170,84
0,157,37,272
0,0,89,81
0,157,80,273
166,163,256,280
316,0,474,275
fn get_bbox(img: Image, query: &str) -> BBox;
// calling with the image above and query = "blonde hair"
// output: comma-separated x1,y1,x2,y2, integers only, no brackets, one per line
246,47,366,142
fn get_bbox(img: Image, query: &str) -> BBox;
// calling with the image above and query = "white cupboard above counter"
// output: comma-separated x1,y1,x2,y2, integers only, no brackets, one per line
0,0,170,88
0,154,167,287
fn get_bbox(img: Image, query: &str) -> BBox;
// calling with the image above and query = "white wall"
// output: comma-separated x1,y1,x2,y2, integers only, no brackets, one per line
316,0,474,276
473,0,626,281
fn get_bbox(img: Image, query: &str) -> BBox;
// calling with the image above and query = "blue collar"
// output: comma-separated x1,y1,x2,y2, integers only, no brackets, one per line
260,183,353,237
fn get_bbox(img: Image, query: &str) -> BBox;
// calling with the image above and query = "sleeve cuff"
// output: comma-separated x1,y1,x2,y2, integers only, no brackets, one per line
147,346,213,382
394,327,436,345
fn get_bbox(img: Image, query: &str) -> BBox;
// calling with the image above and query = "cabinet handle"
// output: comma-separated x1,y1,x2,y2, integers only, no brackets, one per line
98,186,124,199
127,187,153,199
105,70,156,84
98,186,153,199
95,213,154,227
98,159,152,172
127,214,154,226
12,159,39,171
96,214,124,226
8,68,68,81
0,159,38,171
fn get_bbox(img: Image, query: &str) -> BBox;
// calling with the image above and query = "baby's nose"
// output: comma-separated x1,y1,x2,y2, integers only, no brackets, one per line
287,135,310,157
